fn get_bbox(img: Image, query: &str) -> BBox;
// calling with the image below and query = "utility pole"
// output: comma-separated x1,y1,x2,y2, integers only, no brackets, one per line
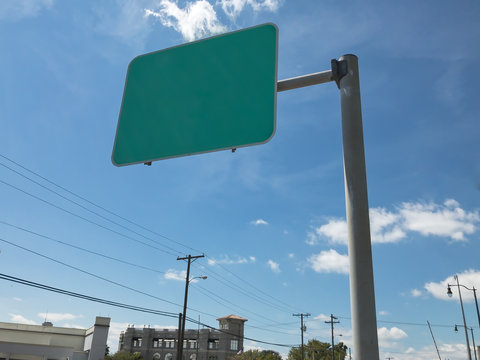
177,254,205,360
325,314,340,360
293,313,310,360
427,321,442,360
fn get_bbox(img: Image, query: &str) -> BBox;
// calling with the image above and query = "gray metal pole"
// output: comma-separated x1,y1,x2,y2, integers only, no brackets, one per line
337,54,379,360
473,287,480,328
456,275,473,360
471,328,478,360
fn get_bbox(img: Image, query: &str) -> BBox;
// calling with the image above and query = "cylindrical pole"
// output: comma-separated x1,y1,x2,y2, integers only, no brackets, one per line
331,315,335,360
178,255,192,360
457,275,472,360
471,328,478,360
301,315,305,360
473,287,480,328
177,313,183,359
338,54,379,360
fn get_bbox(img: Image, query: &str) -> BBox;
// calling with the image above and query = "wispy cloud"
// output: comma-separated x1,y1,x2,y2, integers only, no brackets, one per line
267,259,280,273
94,0,153,47
108,321,129,350
146,0,282,41
145,0,226,42
411,289,422,297
218,0,281,19
38,313,84,322
313,313,330,321
308,249,349,275
207,255,256,265
309,199,478,245
0,0,54,21
378,310,389,316
164,269,187,281
8,313,36,325
424,269,480,302
250,219,268,226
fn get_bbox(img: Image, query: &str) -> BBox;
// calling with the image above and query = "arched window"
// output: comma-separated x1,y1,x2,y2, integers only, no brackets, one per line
153,353,161,360
190,354,197,360
165,353,173,360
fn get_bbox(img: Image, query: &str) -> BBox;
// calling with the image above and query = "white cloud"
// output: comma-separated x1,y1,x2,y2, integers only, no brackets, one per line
164,269,187,281
94,0,154,47
108,321,129,350
424,269,480,302
145,0,227,42
218,0,280,19
308,249,349,275
310,199,478,245
313,219,348,245
38,313,84,322
369,208,406,243
399,199,478,241
0,0,53,21
267,259,280,273
378,310,389,316
411,289,422,297
313,313,330,321
207,255,255,265
288,253,295,259
378,327,408,348
9,313,36,325
251,219,268,226
13,297,22,302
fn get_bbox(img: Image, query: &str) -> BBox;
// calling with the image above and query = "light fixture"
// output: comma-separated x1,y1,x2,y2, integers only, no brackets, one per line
447,285,453,298
455,325,458,332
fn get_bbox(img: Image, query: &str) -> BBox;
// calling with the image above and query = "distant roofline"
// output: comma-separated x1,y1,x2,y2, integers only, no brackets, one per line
216,315,248,322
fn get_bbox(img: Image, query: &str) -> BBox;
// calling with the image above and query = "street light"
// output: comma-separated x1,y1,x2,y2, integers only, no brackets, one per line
447,280,480,328
447,275,472,360
455,325,478,360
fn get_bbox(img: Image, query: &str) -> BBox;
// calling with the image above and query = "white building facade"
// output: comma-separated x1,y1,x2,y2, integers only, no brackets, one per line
0,317,110,360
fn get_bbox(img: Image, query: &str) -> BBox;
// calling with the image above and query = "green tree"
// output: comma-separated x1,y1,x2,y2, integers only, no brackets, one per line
105,351,142,360
288,339,347,360
233,349,282,360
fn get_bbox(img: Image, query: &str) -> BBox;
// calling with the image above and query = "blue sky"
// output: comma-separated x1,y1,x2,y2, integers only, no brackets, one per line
0,0,479,358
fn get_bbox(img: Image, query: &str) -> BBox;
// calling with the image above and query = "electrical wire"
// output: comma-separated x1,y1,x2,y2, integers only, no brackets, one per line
0,272,297,348
0,154,298,322
0,178,179,257
0,154,201,254
336,316,479,329
0,236,216,318
0,219,296,332
0,220,165,274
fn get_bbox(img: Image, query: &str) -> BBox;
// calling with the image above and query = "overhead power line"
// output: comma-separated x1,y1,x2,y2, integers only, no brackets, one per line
0,236,215,317
0,220,165,274
0,154,297,320
0,154,201,254
0,272,296,348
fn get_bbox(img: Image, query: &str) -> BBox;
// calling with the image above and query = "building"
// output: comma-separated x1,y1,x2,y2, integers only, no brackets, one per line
119,315,247,360
0,316,110,360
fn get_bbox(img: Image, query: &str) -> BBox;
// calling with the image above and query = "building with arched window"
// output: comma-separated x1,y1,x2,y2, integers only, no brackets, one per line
118,315,247,360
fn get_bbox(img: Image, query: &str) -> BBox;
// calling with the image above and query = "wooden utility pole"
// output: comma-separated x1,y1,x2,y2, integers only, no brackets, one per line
293,313,310,360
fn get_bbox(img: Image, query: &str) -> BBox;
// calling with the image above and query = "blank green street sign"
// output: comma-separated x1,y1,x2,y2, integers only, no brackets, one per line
112,23,278,166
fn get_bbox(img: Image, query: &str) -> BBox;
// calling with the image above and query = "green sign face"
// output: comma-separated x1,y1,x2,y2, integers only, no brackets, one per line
112,23,278,166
